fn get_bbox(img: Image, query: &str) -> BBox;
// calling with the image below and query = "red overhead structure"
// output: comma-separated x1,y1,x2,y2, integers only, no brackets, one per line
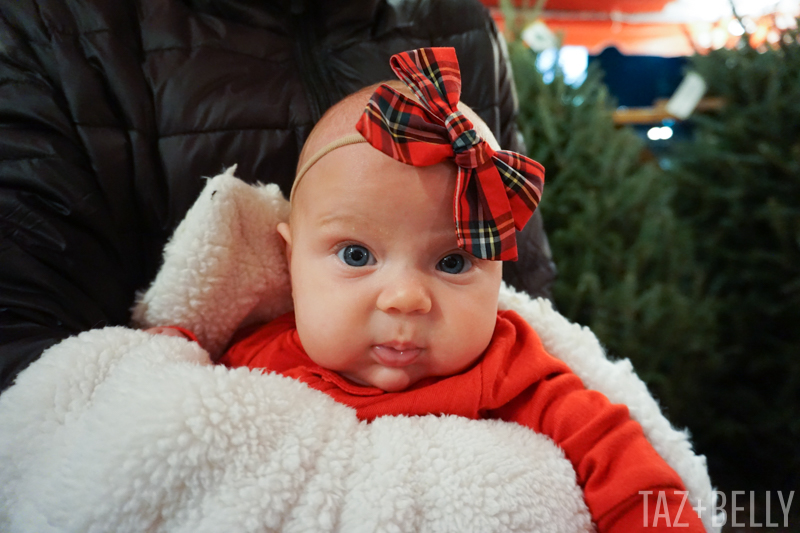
485,0,673,12
481,0,699,56
543,19,698,56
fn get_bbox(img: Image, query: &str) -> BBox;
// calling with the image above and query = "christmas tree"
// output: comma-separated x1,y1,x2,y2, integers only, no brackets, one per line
669,23,800,494
508,40,717,435
507,9,800,501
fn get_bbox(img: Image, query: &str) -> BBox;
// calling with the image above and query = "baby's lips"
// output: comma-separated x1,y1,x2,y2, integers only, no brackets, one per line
371,344,422,367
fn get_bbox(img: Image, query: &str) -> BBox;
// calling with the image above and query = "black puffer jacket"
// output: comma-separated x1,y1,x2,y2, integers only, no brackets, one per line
0,0,556,391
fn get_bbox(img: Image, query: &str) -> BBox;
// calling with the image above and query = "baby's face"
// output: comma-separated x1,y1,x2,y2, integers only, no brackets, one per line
279,143,502,392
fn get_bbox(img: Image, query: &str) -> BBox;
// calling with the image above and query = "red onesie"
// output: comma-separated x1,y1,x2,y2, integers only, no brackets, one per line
219,310,704,532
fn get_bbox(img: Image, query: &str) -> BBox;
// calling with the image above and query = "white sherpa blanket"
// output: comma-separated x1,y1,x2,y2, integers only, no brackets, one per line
0,167,720,533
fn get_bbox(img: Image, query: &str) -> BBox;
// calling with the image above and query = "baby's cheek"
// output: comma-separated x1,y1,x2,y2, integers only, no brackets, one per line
462,306,498,358
295,302,351,365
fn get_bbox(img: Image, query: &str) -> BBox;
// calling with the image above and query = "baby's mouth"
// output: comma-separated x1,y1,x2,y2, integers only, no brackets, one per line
372,343,422,367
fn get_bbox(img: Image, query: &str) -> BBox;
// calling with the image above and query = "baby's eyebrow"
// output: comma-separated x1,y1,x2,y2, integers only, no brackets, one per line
315,213,371,230
314,212,460,245
317,213,353,225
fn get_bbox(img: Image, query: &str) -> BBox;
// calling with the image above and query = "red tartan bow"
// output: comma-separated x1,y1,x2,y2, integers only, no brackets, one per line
355,47,545,261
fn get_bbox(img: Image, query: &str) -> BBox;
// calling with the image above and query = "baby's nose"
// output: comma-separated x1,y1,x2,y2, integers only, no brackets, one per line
376,272,432,315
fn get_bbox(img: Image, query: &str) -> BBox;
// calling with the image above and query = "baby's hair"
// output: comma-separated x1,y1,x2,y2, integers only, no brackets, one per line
295,82,388,175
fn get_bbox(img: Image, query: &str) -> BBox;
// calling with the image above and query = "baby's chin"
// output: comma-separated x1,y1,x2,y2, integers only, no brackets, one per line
343,366,418,393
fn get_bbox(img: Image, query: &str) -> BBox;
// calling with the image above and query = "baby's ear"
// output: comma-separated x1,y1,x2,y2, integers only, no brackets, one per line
276,222,292,263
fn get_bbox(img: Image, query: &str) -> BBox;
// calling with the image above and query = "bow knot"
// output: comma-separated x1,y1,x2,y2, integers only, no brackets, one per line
444,111,475,146
454,139,494,171
355,47,545,261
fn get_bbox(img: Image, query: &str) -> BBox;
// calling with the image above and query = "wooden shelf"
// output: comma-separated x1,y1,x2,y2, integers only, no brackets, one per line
612,97,725,125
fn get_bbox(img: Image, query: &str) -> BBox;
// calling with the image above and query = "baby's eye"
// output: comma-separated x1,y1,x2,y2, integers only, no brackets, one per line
337,245,375,267
437,253,472,274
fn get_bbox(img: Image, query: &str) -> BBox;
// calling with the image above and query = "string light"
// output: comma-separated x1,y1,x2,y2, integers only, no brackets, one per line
647,126,674,141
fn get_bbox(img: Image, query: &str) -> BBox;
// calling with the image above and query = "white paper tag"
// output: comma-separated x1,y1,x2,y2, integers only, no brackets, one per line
666,71,708,120
522,20,558,52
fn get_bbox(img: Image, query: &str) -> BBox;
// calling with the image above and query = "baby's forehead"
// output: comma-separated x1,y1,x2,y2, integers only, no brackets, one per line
290,145,458,229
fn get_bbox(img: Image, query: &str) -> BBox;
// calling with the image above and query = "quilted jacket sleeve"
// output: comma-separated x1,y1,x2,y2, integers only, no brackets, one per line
0,2,143,391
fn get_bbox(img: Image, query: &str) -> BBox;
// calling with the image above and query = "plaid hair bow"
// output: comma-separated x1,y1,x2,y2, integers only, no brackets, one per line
355,47,544,261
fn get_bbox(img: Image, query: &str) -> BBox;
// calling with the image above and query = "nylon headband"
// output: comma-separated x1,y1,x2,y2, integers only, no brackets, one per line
290,133,368,202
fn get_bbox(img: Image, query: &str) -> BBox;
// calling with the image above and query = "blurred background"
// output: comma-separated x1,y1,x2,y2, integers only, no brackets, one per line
481,0,800,530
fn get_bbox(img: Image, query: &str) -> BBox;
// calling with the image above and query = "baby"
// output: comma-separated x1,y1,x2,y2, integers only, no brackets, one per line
153,48,704,532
